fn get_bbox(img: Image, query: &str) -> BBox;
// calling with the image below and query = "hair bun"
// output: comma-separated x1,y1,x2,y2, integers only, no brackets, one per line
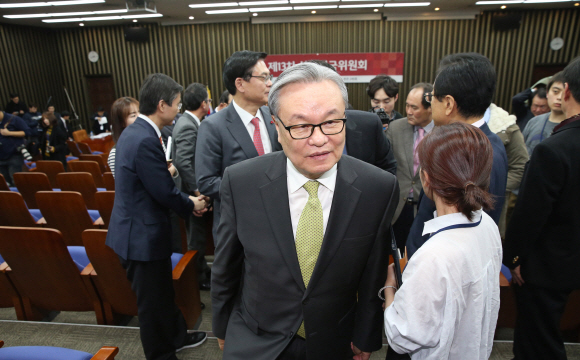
464,181,476,192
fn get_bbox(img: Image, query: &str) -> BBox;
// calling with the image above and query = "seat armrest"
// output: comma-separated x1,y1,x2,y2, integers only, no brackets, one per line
81,263,95,276
172,250,197,280
91,346,119,360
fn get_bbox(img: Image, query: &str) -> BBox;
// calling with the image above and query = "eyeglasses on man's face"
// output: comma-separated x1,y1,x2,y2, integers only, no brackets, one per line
205,99,212,104
277,116,347,140
177,103,183,110
423,92,433,103
249,74,274,84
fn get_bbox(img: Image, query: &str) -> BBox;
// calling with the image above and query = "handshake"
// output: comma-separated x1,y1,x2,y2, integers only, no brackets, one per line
189,194,211,217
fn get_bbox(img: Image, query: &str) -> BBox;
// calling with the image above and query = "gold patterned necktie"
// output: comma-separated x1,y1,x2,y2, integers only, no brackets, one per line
295,180,324,338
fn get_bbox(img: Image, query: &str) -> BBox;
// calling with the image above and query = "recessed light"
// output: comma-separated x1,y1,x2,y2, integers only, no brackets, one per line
253,12,258,15
373,8,379,11
189,15,194,19
311,9,316,12
434,6,440,10
575,2,580,5
79,22,84,26
501,5,507,8
133,19,138,22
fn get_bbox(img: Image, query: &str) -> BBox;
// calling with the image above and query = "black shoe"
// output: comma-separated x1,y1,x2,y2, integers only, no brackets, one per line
199,279,211,291
200,302,206,310
176,332,207,353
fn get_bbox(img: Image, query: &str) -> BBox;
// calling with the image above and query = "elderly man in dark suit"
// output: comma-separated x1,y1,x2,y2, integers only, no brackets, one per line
195,50,282,244
211,62,399,360
106,73,207,360
504,57,580,360
404,53,508,261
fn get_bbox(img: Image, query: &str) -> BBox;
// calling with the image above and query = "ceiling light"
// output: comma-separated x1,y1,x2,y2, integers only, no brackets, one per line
4,9,127,19
382,2,430,6
523,0,571,2
0,2,46,7
0,0,104,6
189,15,194,19
293,4,337,8
43,17,82,22
253,12,258,14
434,6,440,9
239,0,288,5
575,2,580,5
339,3,384,7
189,2,238,8
79,22,84,26
93,9,128,14
43,13,162,22
206,8,249,13
249,6,293,10
290,0,338,3
373,7,379,10
82,16,122,21
501,4,507,7
121,13,162,18
476,1,522,4
311,9,316,12
133,19,138,22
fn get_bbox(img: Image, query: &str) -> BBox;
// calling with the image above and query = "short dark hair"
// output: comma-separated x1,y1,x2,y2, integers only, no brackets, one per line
419,122,495,221
367,75,399,98
222,50,267,96
29,104,37,108
96,106,104,112
410,82,433,109
183,83,208,111
61,110,70,117
10,93,18,99
138,73,183,116
562,56,580,103
219,90,231,105
534,87,547,100
111,97,139,144
434,53,496,119
547,71,565,92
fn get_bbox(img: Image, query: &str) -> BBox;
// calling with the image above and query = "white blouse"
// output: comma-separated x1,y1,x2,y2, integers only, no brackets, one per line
384,209,502,360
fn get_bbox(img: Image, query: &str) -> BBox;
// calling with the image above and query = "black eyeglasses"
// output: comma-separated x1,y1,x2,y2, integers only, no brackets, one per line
424,92,433,103
277,117,347,140
249,74,274,83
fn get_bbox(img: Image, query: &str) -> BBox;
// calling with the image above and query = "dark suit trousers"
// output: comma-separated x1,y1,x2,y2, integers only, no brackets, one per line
513,282,571,360
277,336,306,360
119,256,187,360
185,212,210,282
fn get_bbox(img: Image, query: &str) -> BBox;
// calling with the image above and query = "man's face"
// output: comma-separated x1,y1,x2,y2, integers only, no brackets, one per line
48,106,55,113
63,116,70,120
547,82,563,114
406,88,432,127
530,95,549,116
12,97,19,104
275,80,346,180
241,60,271,106
97,111,105,116
29,106,37,113
371,88,398,115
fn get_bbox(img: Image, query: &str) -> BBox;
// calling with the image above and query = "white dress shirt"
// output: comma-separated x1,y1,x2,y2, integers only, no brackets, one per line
385,209,502,360
232,99,272,154
286,158,337,240
184,110,201,127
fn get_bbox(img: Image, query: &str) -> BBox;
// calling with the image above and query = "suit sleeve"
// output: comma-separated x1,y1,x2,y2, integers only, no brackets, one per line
372,116,397,176
211,167,244,339
135,136,194,219
352,177,399,352
405,191,436,260
503,143,563,268
512,88,532,122
195,120,223,200
174,122,198,193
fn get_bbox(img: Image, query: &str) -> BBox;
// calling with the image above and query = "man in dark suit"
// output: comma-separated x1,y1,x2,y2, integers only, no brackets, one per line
106,73,207,360
405,53,508,260
212,62,399,359
195,50,282,243
503,57,580,360
172,83,212,289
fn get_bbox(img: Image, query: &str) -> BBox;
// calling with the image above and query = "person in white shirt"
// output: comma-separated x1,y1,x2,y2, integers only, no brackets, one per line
383,122,502,360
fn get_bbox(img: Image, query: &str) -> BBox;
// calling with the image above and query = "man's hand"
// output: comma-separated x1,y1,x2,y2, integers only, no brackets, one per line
0,128,10,136
351,342,371,360
217,338,225,350
189,195,207,212
192,194,210,217
510,265,525,286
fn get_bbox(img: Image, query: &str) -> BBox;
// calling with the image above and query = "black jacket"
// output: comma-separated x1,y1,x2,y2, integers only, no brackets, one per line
40,124,68,168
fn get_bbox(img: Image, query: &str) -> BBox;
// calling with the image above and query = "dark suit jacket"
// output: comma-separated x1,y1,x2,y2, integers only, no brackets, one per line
40,124,67,166
172,112,200,195
503,120,580,289
345,110,397,175
211,151,399,359
405,122,508,259
105,117,194,261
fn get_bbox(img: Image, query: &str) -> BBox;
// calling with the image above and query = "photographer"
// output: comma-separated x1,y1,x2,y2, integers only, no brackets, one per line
367,75,403,131
0,110,31,186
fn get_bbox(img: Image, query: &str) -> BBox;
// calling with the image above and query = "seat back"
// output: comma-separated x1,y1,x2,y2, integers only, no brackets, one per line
67,140,82,157
36,160,65,189
35,191,96,246
76,142,93,155
73,129,89,143
0,174,10,191
94,191,114,228
79,154,108,174
103,172,115,191
0,192,38,227
0,226,100,319
68,161,105,188
13,172,52,209
83,230,138,317
57,173,98,210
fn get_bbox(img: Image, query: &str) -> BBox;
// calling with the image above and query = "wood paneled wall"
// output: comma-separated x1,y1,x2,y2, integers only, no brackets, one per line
2,9,579,129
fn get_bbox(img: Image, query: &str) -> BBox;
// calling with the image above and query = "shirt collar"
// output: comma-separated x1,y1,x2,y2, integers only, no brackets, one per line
287,157,337,194
483,107,492,123
139,114,162,139
232,99,264,126
471,117,486,128
184,110,201,126
415,119,435,133
422,208,483,236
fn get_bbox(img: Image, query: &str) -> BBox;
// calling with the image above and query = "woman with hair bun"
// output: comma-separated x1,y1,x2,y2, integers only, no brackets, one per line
381,122,502,360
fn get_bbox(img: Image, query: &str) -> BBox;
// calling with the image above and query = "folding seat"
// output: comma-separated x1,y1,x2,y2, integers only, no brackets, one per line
94,191,114,229
0,342,118,360
35,160,65,189
0,191,44,227
0,255,26,320
57,172,99,210
68,161,105,188
76,141,103,155
12,172,53,209
103,172,115,191
67,140,82,157
79,154,109,173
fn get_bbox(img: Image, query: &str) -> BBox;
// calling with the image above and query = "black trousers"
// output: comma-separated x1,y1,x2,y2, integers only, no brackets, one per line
513,282,572,360
119,256,188,360
392,201,415,250
277,336,307,360
185,212,210,282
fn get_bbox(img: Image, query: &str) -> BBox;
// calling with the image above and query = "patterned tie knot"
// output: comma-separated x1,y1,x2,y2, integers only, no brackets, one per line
303,181,320,198
251,117,259,126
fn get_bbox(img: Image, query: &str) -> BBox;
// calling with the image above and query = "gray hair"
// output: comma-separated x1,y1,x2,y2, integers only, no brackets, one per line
268,62,348,118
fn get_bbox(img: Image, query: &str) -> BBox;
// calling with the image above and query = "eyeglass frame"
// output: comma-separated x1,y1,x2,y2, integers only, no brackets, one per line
276,116,347,140
423,92,433,103
248,74,274,83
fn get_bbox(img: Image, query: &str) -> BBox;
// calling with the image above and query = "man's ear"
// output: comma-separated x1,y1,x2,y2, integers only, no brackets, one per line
273,116,283,145
444,95,455,117
563,82,571,102
235,78,245,95
157,99,165,114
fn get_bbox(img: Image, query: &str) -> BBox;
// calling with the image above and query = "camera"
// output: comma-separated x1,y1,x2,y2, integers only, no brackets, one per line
370,107,391,126
16,144,33,161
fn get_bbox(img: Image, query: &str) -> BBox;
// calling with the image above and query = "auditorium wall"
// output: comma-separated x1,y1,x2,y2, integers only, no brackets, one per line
1,9,579,129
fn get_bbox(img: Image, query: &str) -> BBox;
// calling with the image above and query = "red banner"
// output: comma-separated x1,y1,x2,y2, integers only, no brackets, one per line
265,52,404,83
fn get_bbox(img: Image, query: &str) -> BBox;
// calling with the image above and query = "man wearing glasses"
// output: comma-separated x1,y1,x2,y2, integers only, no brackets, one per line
211,62,399,360
196,50,282,244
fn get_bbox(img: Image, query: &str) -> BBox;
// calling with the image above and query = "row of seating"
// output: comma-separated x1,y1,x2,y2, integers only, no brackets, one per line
0,340,119,360
0,227,202,329
28,160,114,189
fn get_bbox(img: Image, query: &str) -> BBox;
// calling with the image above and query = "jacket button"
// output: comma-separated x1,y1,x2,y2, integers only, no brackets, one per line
289,331,294,338
412,181,415,184
302,299,308,305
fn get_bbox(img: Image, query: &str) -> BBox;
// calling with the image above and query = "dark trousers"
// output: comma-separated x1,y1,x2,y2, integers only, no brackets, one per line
386,346,411,359
277,336,307,360
393,201,415,250
513,282,571,360
119,256,187,360
186,212,210,282
0,153,23,186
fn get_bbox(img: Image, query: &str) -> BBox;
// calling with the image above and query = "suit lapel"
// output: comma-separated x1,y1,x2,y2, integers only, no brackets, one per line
305,158,361,297
260,106,280,151
260,153,306,292
345,117,363,158
225,105,259,159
